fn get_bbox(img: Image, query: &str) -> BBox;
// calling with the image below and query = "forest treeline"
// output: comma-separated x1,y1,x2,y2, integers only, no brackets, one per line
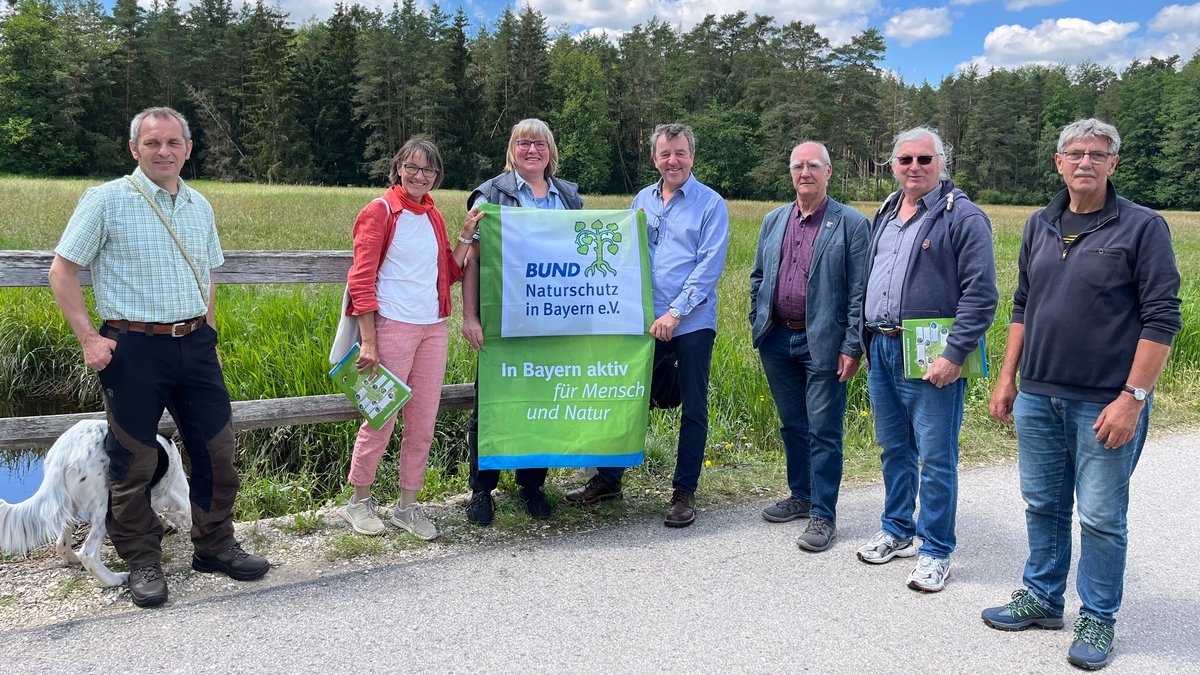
3,0,1199,208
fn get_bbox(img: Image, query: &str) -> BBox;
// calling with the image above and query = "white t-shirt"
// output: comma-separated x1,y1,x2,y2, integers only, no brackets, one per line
376,210,443,324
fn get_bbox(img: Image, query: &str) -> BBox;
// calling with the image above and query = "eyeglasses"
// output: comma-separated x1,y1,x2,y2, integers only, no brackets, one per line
1060,150,1113,163
516,140,549,151
895,155,936,166
789,160,826,172
401,163,439,178
650,213,664,245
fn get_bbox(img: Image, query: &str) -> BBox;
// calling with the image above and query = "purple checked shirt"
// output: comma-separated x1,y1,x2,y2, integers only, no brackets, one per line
772,197,827,321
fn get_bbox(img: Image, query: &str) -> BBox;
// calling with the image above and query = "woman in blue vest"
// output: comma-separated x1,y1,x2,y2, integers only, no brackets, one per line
460,118,584,525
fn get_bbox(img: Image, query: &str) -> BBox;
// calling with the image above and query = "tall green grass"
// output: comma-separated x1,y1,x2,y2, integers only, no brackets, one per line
2,176,1198,517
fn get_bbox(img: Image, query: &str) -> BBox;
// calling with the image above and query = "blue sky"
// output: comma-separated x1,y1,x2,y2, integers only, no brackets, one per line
146,1,1200,84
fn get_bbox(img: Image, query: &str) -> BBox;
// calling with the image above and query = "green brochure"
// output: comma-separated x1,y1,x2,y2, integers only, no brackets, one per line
328,342,412,429
901,318,989,379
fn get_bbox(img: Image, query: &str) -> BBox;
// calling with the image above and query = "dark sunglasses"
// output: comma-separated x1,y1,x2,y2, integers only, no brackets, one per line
895,155,935,166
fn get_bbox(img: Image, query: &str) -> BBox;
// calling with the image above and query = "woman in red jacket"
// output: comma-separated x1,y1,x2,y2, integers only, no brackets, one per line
342,139,481,539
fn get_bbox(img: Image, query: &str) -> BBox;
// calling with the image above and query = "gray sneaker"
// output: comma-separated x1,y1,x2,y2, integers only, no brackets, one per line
390,503,440,541
907,555,951,592
761,496,811,523
796,517,836,552
343,496,386,536
856,529,917,564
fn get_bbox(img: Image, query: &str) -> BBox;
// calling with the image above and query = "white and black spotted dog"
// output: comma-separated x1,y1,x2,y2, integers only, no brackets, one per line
0,420,191,587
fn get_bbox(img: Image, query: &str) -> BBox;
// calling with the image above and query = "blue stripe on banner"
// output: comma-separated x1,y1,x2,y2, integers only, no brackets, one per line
478,451,645,471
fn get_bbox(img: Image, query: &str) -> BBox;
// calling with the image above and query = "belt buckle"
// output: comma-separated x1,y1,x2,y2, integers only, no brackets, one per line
170,321,189,337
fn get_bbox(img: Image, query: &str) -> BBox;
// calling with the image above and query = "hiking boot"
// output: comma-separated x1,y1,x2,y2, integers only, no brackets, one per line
129,563,168,608
389,503,440,540
796,517,836,552
907,554,951,592
343,496,386,536
1068,616,1116,670
761,496,811,523
466,490,494,526
564,475,623,505
192,542,270,581
519,486,552,520
982,589,1065,631
664,489,696,528
856,529,917,564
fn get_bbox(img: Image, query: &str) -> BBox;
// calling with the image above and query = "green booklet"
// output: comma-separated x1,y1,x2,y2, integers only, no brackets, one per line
901,318,989,379
328,342,412,429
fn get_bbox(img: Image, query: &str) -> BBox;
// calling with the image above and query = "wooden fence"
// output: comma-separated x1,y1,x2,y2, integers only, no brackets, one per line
0,250,474,450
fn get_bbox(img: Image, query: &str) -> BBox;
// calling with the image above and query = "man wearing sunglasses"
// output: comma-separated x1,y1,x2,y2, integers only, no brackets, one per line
748,141,870,552
981,119,1181,670
857,127,998,593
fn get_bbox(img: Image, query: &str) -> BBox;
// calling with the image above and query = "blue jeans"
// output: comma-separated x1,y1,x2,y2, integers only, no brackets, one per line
598,329,715,493
867,334,966,559
1015,390,1150,626
758,324,848,521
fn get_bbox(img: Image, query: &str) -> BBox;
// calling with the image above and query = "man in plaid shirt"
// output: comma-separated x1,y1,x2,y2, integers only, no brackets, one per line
48,107,269,608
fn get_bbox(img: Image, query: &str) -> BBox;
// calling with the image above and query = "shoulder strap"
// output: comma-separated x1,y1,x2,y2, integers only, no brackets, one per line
124,176,207,305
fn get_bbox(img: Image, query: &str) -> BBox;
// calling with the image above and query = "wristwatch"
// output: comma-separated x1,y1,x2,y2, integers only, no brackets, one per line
1123,384,1148,401
668,307,682,319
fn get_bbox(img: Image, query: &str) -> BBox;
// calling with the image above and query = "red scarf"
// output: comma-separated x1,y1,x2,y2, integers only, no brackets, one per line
346,185,462,320
388,186,461,318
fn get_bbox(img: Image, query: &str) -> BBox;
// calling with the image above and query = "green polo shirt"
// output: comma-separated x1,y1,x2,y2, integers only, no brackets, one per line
56,168,224,323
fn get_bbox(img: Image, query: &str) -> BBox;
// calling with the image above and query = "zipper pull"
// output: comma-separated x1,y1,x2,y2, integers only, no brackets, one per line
1061,248,1068,260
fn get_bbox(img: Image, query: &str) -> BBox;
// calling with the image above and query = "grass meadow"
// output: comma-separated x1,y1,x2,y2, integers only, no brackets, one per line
2,175,1198,523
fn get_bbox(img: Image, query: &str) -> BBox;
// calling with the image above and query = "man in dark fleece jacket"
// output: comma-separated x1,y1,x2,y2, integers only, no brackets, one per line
856,127,998,594
981,118,1182,672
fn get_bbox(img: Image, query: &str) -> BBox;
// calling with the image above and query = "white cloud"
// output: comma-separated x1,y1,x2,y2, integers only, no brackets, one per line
1140,4,1200,62
1004,0,1067,10
575,26,628,43
1150,3,1200,32
958,18,1139,72
884,8,952,47
527,0,878,46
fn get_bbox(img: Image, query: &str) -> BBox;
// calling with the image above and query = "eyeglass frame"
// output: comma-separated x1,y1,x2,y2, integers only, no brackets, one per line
1059,150,1114,164
649,212,664,245
894,155,938,166
400,162,439,179
516,139,550,151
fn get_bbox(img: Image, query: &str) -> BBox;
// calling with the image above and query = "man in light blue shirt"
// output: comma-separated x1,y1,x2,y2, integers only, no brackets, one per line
566,123,730,527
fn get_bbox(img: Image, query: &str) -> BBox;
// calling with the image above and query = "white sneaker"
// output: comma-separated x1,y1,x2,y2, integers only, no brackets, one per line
856,529,917,564
390,503,440,541
907,555,951,592
343,496,386,536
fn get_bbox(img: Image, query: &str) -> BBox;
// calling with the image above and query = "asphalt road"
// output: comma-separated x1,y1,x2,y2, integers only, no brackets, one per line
3,431,1197,674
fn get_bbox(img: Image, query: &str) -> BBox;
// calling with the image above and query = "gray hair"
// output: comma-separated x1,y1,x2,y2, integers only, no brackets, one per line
890,126,950,180
792,141,831,166
389,138,444,189
1057,118,1121,155
130,107,192,143
650,123,696,156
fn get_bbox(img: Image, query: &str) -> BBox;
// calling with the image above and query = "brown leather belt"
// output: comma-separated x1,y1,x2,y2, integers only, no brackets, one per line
868,324,903,338
780,318,806,331
105,317,206,337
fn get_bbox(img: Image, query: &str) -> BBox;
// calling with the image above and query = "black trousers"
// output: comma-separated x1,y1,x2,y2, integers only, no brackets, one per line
98,321,238,568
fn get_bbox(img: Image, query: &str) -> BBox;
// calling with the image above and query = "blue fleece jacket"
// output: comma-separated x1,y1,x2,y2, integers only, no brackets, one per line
1012,181,1183,403
864,180,999,366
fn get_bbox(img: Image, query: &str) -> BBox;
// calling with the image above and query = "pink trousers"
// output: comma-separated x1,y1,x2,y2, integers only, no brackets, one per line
347,316,449,492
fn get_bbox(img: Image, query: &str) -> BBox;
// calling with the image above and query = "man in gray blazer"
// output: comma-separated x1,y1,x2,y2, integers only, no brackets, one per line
749,141,870,552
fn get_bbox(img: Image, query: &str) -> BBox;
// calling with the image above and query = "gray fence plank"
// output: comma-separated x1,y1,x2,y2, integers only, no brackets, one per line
0,384,475,450
0,250,352,287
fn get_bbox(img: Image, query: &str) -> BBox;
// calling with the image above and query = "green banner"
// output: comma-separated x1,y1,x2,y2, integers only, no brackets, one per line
477,204,653,469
